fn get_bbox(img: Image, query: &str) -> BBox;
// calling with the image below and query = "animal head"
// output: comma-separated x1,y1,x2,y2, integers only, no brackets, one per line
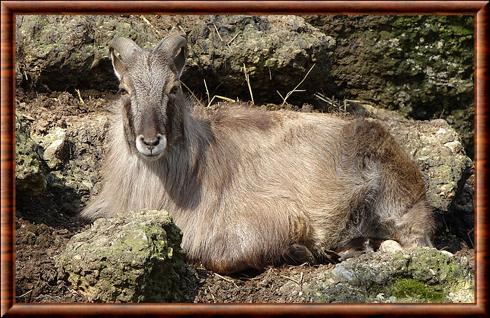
109,35,187,160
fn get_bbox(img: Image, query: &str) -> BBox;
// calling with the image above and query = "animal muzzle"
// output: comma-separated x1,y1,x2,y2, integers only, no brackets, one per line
135,133,167,158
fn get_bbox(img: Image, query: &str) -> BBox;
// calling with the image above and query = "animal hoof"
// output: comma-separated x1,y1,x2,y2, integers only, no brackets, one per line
282,244,316,265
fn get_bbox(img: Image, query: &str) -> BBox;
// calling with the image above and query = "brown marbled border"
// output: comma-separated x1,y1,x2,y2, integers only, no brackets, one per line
1,1,488,317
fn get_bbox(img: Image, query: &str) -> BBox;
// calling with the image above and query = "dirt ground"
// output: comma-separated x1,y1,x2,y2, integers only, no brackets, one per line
15,89,474,303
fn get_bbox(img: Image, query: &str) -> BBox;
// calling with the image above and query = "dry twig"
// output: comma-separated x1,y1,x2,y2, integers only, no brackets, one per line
227,32,241,46
467,228,474,247
209,95,236,105
75,89,85,105
279,64,316,106
214,273,238,287
204,79,211,106
16,289,32,299
140,15,162,36
213,24,223,42
314,92,359,113
243,63,254,105
279,274,301,285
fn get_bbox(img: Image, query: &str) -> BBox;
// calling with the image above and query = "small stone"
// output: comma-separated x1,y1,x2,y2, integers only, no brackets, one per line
379,240,403,253
15,114,47,194
40,127,68,170
440,250,454,257
444,140,463,154
436,127,448,135
331,264,357,284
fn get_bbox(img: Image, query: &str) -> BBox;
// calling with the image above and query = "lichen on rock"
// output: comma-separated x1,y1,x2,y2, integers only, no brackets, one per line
55,210,197,302
16,15,335,106
306,15,474,157
307,248,474,303
15,114,48,194
16,15,159,92
183,15,335,105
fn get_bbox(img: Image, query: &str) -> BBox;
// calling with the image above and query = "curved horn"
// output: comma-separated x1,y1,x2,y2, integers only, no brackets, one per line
153,34,187,58
108,37,142,80
153,34,187,77
108,37,141,62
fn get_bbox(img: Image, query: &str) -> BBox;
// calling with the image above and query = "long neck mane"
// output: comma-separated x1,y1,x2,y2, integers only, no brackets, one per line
154,105,216,211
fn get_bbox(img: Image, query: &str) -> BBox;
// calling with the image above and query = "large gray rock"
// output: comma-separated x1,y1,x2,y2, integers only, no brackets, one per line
16,15,159,91
55,209,197,302
306,15,474,157
16,15,334,106
183,15,335,104
306,248,474,303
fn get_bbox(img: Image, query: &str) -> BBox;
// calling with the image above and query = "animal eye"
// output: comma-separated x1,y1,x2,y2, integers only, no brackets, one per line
169,85,179,96
118,87,128,95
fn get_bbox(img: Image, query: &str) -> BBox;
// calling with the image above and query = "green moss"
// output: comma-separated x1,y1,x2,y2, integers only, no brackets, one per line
57,210,197,303
307,248,474,303
308,15,474,156
390,278,445,302
407,249,461,284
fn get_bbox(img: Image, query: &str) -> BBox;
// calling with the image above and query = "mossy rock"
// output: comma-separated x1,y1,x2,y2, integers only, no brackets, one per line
16,15,159,92
16,15,334,107
307,248,474,303
15,114,48,194
306,15,474,157
55,210,197,302
183,15,335,105
390,278,445,302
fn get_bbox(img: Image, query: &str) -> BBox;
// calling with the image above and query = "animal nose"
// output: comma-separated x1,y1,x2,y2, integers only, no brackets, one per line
135,134,167,157
142,136,160,147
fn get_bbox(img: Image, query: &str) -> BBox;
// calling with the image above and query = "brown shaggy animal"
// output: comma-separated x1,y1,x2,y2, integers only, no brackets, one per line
81,34,434,274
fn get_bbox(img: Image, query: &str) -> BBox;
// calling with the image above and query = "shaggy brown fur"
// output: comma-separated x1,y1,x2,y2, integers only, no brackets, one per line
81,35,434,274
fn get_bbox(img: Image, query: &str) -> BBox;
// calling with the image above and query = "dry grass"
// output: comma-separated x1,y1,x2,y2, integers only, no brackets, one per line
213,24,223,42
186,62,363,111
181,81,205,107
139,15,162,37
203,78,237,107
277,64,316,106
243,64,255,105
314,92,365,114
75,89,85,106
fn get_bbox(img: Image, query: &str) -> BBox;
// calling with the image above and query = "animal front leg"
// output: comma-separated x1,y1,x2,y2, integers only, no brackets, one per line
281,244,316,265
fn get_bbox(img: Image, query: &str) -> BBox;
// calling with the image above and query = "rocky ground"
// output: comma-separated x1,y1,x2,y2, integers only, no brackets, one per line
15,15,475,304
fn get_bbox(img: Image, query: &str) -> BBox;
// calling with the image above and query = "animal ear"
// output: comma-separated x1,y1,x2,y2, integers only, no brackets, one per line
108,37,142,80
109,49,125,81
154,34,187,78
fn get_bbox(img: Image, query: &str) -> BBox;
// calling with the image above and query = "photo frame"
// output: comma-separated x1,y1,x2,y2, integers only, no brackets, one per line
1,1,488,316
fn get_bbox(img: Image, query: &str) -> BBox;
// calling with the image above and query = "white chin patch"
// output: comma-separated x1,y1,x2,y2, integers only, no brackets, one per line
135,134,167,158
